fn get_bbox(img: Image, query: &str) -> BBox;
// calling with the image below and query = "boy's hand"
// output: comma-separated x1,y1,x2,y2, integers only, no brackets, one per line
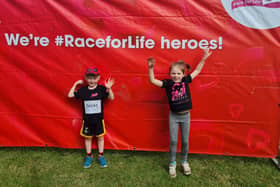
203,48,212,59
75,80,84,85
147,57,155,69
105,77,115,89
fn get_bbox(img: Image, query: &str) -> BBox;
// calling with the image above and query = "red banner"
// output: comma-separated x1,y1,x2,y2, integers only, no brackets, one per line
0,0,279,158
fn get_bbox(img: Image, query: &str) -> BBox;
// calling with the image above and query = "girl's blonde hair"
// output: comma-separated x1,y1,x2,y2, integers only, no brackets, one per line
169,60,191,74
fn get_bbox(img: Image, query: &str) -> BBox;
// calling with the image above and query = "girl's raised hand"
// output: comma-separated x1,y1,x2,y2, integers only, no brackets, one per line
105,77,115,89
203,48,212,58
147,57,155,69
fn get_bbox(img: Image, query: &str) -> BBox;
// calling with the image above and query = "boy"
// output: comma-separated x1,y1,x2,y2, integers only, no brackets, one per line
68,67,114,168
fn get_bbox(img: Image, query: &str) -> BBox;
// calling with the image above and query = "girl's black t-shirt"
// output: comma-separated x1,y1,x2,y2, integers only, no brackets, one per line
162,75,192,113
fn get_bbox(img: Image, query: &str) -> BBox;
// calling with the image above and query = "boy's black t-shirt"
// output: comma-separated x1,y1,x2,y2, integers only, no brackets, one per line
74,85,109,119
162,75,192,113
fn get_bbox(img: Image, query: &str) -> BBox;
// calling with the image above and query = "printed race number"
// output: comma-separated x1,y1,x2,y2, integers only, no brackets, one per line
84,100,101,114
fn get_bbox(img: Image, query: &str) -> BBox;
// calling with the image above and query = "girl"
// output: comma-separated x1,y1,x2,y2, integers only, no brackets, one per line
147,48,212,178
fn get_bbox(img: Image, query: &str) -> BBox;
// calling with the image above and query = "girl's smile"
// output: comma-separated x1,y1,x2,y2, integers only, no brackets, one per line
170,66,184,83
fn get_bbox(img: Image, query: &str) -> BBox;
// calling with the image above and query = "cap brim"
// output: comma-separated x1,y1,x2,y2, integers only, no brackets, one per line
85,73,99,76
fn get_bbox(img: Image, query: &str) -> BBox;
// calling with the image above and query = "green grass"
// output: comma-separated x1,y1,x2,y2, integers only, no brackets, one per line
0,147,279,187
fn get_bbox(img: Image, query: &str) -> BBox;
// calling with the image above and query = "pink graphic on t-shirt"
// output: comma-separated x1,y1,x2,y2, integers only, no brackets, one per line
171,82,186,101
91,93,98,97
232,0,280,10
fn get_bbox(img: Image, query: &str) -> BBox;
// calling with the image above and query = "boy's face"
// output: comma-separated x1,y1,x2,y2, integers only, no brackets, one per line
85,74,100,88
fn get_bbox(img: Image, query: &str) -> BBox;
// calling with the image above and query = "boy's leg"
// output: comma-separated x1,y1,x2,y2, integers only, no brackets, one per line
85,138,93,155
94,119,106,157
94,119,107,168
97,136,104,157
97,136,108,168
83,138,93,169
81,119,94,155
80,119,94,169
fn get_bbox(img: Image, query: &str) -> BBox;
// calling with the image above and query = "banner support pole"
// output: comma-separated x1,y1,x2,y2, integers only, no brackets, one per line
271,104,280,170
271,145,280,170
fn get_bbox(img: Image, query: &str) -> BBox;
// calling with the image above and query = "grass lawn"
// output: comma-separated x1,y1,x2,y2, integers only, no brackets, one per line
0,147,279,187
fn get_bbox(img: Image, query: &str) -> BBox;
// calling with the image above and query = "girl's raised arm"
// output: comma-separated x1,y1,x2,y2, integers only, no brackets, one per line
190,48,212,80
147,57,163,88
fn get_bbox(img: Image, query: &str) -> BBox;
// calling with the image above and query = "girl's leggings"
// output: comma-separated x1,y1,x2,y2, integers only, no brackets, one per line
169,111,190,164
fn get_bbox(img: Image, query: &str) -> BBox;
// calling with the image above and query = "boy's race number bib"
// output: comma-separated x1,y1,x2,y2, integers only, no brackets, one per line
84,100,101,114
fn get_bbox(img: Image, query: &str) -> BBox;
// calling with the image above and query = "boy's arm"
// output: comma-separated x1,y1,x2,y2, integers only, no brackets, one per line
147,57,163,88
105,78,114,100
107,88,114,100
67,80,84,98
190,48,212,80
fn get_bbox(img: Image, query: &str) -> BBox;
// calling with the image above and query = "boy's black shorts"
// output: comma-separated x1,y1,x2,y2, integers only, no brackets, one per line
80,117,106,138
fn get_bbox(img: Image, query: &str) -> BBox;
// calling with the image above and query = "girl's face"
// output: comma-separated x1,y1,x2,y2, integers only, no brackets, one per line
170,66,184,83
85,75,100,88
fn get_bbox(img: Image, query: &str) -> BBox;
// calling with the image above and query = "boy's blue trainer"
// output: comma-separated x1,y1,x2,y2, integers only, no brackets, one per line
83,156,93,169
98,156,108,168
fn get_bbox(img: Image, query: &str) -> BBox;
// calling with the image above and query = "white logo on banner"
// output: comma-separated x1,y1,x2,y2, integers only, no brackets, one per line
84,100,101,114
221,0,280,29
